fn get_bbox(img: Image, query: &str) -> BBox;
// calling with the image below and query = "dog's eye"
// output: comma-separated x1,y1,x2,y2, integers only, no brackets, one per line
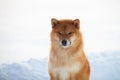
68,32,73,35
58,32,62,35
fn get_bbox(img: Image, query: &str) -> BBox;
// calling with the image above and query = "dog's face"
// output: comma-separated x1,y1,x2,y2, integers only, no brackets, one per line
51,18,81,48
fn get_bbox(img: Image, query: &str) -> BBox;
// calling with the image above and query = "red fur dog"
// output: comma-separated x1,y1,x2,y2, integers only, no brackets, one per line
48,18,90,80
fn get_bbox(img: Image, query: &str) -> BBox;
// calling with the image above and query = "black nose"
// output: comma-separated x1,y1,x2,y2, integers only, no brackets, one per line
62,40,67,46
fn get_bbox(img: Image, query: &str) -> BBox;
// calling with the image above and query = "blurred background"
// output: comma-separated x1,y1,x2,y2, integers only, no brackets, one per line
0,0,120,80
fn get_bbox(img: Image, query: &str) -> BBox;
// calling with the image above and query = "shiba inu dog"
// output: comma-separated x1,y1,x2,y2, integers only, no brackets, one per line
48,18,90,80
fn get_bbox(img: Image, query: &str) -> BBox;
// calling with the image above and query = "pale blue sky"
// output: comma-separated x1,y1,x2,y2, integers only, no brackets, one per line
0,0,120,63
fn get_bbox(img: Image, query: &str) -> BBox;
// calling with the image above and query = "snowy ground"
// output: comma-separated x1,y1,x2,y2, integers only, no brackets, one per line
0,51,120,80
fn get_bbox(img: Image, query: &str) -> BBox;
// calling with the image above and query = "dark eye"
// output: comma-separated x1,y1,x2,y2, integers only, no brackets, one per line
58,32,62,35
68,32,73,35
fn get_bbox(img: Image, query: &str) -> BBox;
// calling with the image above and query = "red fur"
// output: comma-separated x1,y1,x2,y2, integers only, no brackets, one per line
48,18,90,80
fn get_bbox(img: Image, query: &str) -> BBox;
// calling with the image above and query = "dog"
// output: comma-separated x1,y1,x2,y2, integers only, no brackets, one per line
48,18,90,80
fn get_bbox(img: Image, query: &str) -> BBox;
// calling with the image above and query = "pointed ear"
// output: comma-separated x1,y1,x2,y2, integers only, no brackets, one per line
73,19,80,29
51,18,59,28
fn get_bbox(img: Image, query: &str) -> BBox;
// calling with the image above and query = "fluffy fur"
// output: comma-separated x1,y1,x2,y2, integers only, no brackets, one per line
48,18,90,80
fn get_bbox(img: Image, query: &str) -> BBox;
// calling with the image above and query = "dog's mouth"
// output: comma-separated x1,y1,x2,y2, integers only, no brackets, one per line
60,40,72,48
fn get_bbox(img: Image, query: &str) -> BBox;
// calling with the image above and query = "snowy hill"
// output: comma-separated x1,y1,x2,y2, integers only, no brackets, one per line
0,58,49,80
0,51,120,80
88,51,120,80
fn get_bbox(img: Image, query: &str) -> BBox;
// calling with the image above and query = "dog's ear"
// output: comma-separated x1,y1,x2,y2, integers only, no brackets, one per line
73,19,80,29
51,18,59,28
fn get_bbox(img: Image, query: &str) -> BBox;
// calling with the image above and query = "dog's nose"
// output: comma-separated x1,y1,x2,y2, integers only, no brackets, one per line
62,40,67,46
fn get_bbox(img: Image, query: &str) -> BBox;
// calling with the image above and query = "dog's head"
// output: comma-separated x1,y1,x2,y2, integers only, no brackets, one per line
51,18,82,48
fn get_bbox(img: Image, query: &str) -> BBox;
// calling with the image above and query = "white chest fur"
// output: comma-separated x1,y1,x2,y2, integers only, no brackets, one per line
50,63,81,80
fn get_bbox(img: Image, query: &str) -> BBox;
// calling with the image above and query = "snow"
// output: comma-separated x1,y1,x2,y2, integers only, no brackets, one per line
88,51,120,80
0,51,120,80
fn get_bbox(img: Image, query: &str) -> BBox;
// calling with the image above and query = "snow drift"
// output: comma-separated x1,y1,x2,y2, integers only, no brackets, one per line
0,51,120,80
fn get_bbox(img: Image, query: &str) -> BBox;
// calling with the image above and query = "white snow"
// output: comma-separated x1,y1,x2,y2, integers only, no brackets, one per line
0,51,120,80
